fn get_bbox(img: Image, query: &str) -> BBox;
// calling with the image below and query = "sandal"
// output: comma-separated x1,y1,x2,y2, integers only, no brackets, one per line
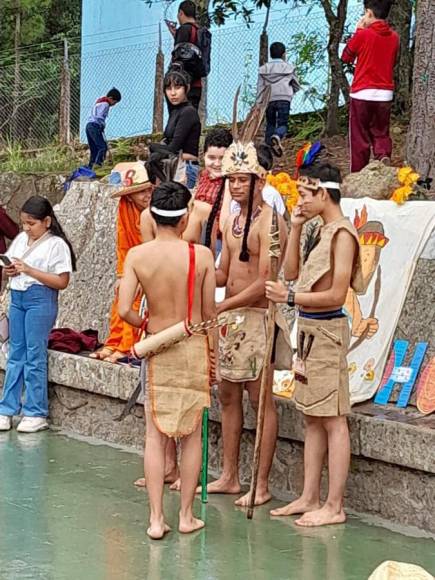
89,347,113,360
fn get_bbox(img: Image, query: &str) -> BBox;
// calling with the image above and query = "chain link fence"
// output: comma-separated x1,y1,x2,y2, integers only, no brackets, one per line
0,5,360,147
0,44,81,147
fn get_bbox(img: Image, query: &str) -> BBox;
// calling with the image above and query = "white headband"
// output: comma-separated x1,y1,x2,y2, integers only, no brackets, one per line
319,181,341,190
150,206,188,217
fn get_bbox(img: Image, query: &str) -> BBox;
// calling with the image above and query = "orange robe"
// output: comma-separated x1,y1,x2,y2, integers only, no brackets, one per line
105,197,143,354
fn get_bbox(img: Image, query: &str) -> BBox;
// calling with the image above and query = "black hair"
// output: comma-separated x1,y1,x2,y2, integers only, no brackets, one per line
179,0,196,18
239,175,257,262
150,181,192,227
204,128,233,152
363,0,393,19
204,181,225,249
164,67,191,91
255,143,274,172
270,42,286,60
107,87,121,102
21,195,77,271
299,163,342,204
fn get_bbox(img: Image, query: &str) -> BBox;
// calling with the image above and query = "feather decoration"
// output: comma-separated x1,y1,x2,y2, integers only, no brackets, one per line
294,140,323,178
303,221,321,264
238,86,271,144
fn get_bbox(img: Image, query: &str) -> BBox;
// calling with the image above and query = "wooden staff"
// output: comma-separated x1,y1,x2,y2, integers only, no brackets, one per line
247,206,281,519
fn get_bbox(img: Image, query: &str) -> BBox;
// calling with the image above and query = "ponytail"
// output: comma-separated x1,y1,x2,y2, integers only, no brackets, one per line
204,180,225,249
239,176,255,262
49,214,77,271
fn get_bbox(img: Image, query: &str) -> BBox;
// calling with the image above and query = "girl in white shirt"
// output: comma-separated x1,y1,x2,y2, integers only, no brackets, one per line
0,196,76,433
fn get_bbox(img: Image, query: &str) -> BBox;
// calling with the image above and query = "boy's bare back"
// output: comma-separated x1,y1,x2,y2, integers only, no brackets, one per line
127,239,215,333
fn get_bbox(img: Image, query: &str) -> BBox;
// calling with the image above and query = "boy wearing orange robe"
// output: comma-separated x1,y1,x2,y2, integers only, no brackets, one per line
91,164,153,363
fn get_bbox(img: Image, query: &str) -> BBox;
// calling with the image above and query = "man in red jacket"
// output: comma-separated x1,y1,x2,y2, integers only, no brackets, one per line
342,0,399,172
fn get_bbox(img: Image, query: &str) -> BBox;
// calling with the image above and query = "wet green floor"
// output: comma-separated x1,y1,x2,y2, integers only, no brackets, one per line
0,432,434,580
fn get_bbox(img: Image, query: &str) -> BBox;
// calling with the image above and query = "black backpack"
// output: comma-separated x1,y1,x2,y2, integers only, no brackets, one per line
172,25,212,79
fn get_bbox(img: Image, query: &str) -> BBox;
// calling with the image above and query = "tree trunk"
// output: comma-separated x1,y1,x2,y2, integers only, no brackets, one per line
320,0,349,136
152,47,164,133
59,38,71,145
259,3,270,66
388,0,413,114
12,2,21,140
406,0,435,183
259,30,268,67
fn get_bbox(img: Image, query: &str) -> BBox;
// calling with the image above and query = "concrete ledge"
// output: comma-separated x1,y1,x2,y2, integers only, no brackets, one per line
1,349,433,474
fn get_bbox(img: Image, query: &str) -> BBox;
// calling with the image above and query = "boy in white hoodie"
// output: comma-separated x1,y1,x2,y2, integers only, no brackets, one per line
257,42,300,156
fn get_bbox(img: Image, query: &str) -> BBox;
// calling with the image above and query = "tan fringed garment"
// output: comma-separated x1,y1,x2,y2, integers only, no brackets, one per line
146,243,210,438
219,307,267,383
294,316,351,417
148,334,210,437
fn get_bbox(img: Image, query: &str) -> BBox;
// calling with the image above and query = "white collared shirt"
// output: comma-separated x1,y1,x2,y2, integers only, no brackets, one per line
6,232,73,291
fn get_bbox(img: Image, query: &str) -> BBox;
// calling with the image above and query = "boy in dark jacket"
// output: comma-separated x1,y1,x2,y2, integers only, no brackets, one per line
257,42,300,156
168,0,203,109
342,0,399,172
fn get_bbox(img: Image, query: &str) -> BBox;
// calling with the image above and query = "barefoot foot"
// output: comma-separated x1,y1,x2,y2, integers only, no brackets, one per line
147,520,171,540
134,477,146,488
295,505,346,527
179,515,205,534
169,478,181,491
196,477,241,495
270,498,321,517
235,489,272,507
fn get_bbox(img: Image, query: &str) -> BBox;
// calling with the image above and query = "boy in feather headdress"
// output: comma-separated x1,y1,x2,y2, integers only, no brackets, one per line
203,89,288,507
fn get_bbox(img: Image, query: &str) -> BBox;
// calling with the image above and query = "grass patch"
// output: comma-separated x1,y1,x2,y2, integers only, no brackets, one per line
0,142,82,174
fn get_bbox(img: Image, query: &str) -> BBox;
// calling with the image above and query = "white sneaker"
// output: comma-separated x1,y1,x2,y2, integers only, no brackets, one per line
16,417,49,433
0,415,12,431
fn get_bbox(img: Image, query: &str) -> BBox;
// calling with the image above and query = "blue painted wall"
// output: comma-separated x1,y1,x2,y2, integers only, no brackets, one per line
80,0,360,141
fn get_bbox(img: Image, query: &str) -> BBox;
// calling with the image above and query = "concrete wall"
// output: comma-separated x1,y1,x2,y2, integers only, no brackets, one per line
2,350,433,533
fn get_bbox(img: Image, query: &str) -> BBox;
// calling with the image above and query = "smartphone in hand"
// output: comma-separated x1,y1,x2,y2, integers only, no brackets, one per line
165,19,177,36
0,255,12,267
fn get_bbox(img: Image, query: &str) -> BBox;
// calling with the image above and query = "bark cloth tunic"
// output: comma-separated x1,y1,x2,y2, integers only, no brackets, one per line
293,217,363,417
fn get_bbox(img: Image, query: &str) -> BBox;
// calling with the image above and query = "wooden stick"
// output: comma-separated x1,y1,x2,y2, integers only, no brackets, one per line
247,207,280,519
201,408,209,503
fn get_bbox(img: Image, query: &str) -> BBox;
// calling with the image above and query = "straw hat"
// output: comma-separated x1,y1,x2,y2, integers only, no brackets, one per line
110,162,152,198
368,561,434,580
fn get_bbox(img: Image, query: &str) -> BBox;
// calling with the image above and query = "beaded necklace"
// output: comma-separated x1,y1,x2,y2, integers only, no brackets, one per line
232,206,262,238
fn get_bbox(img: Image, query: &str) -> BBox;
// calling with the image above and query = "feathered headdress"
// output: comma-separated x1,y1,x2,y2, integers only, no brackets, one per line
222,87,271,178
294,141,322,178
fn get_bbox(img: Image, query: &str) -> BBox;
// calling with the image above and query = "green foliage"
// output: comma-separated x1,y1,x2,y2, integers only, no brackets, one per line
0,141,81,173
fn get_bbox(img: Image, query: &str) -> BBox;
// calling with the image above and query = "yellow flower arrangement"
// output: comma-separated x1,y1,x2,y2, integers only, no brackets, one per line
391,166,420,204
267,171,299,212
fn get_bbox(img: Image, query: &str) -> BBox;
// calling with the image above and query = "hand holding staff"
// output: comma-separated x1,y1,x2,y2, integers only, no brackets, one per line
247,206,281,519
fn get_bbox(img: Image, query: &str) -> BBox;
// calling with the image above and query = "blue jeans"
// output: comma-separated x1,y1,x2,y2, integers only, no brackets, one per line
265,100,290,144
0,285,58,418
186,161,200,189
86,122,107,168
